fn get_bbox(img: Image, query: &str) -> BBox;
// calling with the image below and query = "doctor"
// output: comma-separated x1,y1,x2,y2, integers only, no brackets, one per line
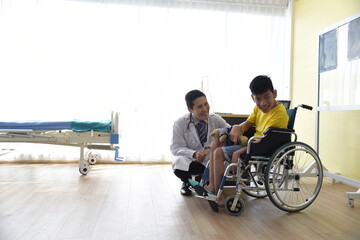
170,90,229,196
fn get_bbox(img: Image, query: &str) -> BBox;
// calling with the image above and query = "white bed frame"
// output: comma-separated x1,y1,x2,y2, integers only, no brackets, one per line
0,112,120,175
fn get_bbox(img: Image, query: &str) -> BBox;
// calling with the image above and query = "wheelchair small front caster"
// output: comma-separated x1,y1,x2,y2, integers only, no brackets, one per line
225,195,245,216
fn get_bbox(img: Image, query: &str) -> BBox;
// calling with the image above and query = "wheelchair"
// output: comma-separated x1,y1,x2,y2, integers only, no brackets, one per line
188,104,323,216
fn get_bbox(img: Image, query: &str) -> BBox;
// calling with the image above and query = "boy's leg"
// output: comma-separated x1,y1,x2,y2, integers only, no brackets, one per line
213,147,226,196
204,146,223,194
212,147,227,206
229,147,246,175
206,139,222,193
230,147,247,166
214,146,244,206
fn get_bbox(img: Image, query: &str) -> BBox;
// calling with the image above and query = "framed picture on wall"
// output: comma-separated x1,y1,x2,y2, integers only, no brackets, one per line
347,16,360,61
319,29,337,73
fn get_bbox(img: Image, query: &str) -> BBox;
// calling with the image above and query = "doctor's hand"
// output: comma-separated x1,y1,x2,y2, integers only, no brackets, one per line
193,150,206,162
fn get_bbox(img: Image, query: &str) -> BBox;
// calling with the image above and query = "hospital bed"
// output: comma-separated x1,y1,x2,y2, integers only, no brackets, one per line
0,112,120,175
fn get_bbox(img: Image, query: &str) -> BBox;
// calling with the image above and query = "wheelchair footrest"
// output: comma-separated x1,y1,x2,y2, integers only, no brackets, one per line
188,179,218,201
194,194,217,201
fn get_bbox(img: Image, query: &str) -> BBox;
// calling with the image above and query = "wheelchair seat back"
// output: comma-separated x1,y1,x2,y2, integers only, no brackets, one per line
246,104,298,157
287,108,297,129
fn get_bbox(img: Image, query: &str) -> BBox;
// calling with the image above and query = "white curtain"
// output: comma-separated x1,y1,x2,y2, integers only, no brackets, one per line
0,0,292,162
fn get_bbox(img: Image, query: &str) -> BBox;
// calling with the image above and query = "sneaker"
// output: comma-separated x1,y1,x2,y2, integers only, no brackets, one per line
180,182,192,196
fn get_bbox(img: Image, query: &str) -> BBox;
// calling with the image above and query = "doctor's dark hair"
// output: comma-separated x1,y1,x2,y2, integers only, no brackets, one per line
185,90,206,109
249,75,274,95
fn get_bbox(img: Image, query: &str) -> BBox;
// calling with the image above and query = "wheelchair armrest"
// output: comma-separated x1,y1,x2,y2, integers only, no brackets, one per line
245,127,296,158
246,127,292,147
263,127,295,135
248,135,265,144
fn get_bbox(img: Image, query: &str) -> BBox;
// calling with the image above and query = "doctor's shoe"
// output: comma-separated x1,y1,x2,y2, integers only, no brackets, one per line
180,182,192,196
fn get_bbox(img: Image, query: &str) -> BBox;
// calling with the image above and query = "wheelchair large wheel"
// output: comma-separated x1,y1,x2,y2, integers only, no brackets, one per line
265,142,323,212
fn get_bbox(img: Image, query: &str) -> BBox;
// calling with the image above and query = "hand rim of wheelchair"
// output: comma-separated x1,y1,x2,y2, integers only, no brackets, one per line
264,141,323,212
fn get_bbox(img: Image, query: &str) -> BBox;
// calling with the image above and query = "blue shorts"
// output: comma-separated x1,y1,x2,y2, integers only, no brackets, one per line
222,145,245,163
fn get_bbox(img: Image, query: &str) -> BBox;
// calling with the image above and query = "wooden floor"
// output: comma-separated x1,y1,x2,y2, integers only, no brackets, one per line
0,163,359,240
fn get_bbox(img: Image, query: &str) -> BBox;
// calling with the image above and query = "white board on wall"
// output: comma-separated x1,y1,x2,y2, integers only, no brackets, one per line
317,12,360,111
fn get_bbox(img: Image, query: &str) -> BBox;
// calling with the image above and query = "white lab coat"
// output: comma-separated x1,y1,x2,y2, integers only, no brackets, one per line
170,113,229,171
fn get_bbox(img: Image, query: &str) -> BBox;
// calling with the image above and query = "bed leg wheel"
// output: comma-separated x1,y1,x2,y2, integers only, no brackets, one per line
349,199,354,208
79,162,90,175
88,153,97,165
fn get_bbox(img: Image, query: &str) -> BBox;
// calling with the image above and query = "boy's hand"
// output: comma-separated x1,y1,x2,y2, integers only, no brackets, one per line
229,125,242,143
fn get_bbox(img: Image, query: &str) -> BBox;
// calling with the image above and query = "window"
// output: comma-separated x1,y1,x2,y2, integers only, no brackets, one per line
0,0,291,162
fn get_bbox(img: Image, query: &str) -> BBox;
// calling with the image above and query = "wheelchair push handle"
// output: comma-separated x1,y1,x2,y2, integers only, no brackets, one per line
298,104,313,111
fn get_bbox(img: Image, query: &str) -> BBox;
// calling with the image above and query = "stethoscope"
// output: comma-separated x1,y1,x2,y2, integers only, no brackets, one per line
187,113,195,129
187,113,208,132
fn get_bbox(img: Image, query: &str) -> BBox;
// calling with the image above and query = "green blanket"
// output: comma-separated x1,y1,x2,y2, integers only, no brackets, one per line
71,120,111,132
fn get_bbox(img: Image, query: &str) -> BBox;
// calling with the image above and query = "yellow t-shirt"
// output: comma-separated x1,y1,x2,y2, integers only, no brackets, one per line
247,103,289,136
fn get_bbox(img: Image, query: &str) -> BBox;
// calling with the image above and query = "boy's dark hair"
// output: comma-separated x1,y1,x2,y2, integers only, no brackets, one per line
249,75,274,95
185,90,206,109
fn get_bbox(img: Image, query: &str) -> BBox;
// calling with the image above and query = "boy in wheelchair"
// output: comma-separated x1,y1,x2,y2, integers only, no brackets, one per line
203,75,289,207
